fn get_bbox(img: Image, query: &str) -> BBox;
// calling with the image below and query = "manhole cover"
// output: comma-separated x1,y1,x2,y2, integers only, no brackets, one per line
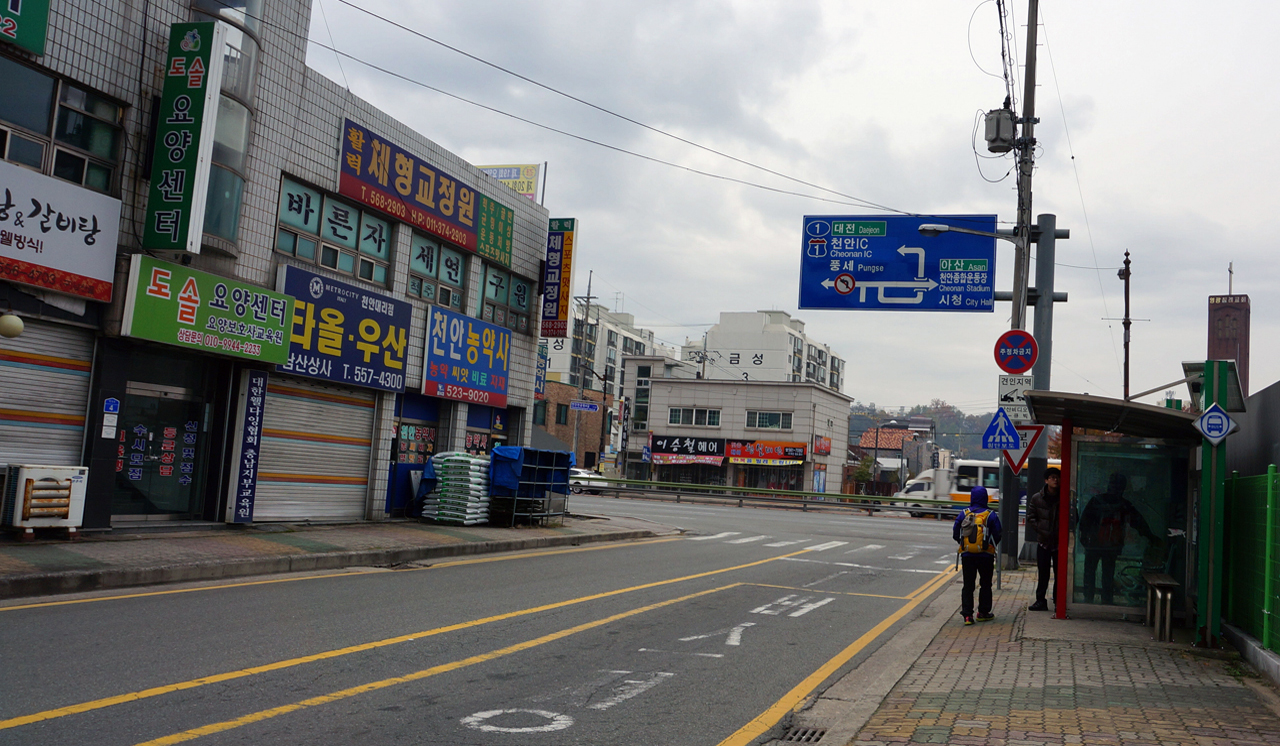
781,726,827,743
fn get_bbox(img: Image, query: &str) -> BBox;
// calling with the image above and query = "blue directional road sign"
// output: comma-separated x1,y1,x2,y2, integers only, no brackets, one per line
1192,403,1238,446
570,400,601,413
799,214,997,311
982,408,1022,451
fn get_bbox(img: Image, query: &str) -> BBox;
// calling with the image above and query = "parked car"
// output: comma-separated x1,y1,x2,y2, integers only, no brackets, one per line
570,468,609,494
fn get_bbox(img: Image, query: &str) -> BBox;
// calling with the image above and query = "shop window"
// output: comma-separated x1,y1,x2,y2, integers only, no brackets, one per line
0,57,122,194
480,262,533,334
406,233,466,310
533,401,546,425
747,411,792,430
555,403,569,425
275,178,390,286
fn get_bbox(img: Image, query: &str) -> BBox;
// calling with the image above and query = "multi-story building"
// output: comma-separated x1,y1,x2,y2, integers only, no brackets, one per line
618,355,851,492
681,310,845,392
0,0,548,528
530,380,610,469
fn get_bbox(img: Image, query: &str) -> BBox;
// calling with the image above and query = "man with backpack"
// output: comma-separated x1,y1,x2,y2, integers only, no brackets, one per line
953,485,1002,625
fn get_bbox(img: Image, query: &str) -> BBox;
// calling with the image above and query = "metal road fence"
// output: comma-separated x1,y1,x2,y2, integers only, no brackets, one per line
1226,466,1280,652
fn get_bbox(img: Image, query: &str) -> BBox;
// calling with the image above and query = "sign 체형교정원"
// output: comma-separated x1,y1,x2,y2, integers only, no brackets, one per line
121,254,290,364
541,218,576,338
799,215,996,311
143,22,226,254
422,304,511,408
338,119,514,267
276,265,412,392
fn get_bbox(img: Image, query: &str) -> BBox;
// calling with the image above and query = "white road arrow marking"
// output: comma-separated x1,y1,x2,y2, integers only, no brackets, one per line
846,544,885,554
638,648,724,658
586,672,675,710
688,532,741,541
679,622,756,646
806,541,848,552
725,535,771,544
764,539,812,547
897,245,927,278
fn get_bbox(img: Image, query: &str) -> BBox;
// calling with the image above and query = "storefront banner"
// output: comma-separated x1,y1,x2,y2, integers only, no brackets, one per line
275,264,411,392
0,0,49,55
728,440,807,460
652,453,725,466
121,254,291,364
729,457,804,466
0,159,120,301
143,22,226,254
813,435,832,456
338,119,513,267
422,304,510,408
477,164,540,201
227,369,267,524
540,218,575,337
652,435,725,457
534,342,548,400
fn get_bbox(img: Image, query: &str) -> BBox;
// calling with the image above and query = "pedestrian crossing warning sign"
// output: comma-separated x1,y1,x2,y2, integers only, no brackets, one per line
982,408,1022,451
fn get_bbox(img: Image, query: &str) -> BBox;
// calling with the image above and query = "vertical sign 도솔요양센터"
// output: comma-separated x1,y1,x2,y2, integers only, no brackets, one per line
337,119,513,267
143,22,226,254
422,304,511,408
276,265,412,392
120,254,291,364
227,369,267,523
541,218,575,337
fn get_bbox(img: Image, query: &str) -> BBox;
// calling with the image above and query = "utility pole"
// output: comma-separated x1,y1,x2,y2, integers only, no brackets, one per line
571,271,596,464
1119,251,1132,400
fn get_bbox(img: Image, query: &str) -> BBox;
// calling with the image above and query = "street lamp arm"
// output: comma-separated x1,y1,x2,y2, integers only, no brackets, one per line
917,223,1022,246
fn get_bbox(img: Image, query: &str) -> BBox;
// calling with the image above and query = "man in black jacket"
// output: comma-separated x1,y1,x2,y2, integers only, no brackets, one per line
1026,466,1060,611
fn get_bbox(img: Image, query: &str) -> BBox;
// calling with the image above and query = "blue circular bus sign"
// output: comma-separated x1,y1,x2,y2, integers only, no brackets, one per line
994,330,1038,374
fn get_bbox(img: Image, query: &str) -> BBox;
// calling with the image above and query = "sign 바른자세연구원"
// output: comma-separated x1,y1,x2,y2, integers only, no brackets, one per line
338,119,514,267
994,329,1038,374
0,0,50,55
120,254,291,364
422,304,511,408
0,159,121,301
143,22,227,254
541,218,576,337
799,215,996,311
275,265,412,392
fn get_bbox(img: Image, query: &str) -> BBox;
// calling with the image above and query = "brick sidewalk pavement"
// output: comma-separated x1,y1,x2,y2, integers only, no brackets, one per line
852,570,1280,746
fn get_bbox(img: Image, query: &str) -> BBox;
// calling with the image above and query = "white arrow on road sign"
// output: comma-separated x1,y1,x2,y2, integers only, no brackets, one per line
856,278,940,304
897,245,926,278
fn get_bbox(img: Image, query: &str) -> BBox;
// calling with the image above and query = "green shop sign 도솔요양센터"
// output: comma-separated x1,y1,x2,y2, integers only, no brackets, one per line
120,255,291,364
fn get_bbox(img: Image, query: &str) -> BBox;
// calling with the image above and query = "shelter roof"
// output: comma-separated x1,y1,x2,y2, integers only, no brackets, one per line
1024,390,1200,444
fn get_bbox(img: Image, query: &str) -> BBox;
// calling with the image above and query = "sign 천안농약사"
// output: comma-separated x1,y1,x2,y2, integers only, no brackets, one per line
338,119,513,267
275,265,412,392
120,254,291,364
799,214,996,312
143,22,226,254
0,159,121,301
541,218,575,337
422,304,511,408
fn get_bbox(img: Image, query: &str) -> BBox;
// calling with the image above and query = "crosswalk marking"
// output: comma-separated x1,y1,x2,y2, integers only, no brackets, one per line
845,544,885,554
806,541,848,552
725,535,771,544
687,532,741,541
764,539,812,547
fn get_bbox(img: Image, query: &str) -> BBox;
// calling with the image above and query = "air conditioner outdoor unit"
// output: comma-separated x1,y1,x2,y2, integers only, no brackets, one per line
2,465,89,538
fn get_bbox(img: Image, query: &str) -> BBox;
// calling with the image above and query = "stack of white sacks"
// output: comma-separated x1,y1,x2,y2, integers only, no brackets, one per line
427,452,490,525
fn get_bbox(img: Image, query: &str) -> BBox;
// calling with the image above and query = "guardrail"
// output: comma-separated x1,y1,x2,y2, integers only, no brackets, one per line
572,477,969,518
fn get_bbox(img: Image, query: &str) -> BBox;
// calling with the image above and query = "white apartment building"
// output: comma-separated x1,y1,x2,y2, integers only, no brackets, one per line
681,311,845,392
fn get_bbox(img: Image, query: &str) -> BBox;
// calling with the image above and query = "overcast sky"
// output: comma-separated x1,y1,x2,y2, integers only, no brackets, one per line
306,0,1279,415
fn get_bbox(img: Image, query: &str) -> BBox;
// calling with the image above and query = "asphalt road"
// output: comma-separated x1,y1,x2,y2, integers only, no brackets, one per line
0,501,956,746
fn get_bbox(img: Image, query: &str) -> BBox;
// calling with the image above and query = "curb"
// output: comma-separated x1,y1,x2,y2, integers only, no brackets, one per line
0,529,658,600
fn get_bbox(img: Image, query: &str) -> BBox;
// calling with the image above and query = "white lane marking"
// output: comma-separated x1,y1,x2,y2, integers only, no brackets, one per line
803,570,849,588
886,551,920,561
844,544,885,554
764,539,811,547
806,541,848,552
725,535,771,544
679,622,756,646
789,597,835,617
462,709,574,733
936,554,957,565
638,648,724,658
587,671,675,710
750,594,836,615
781,557,943,574
687,532,741,541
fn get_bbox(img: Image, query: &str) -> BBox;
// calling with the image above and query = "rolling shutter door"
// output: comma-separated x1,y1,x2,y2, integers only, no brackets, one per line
0,320,94,465
254,375,375,521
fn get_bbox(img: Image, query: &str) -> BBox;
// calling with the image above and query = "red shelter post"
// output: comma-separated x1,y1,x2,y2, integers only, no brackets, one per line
1055,417,1072,619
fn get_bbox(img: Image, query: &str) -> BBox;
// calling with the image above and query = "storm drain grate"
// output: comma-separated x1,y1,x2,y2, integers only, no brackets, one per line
781,727,827,743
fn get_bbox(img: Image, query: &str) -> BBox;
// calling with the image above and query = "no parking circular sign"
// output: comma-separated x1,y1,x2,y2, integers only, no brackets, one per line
994,330,1038,374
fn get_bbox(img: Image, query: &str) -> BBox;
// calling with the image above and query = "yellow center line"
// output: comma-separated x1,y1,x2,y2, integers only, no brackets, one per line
0,537,683,613
716,567,958,746
134,584,741,746
0,547,809,732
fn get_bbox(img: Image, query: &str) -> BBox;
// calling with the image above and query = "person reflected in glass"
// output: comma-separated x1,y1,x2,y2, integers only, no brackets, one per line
1078,472,1156,604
